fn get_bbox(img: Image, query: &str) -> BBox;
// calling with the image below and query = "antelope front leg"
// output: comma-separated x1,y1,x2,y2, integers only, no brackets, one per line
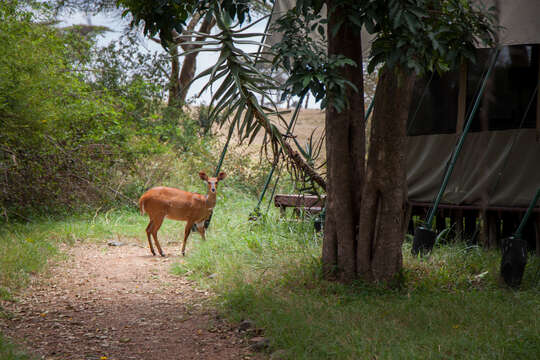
150,216,166,257
181,221,194,256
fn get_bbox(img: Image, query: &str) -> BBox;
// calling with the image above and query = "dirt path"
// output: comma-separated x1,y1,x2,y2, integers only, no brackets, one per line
0,242,261,360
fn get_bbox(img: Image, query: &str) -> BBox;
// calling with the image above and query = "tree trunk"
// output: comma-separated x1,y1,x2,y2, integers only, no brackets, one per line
168,44,180,107
168,14,215,107
322,0,365,281
356,67,416,282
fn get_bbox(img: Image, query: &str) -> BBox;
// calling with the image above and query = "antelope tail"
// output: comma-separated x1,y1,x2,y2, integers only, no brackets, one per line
139,196,146,215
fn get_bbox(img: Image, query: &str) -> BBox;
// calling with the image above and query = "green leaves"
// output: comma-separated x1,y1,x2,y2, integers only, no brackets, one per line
117,0,264,49
0,1,182,216
271,6,358,112
364,0,496,76
117,0,188,46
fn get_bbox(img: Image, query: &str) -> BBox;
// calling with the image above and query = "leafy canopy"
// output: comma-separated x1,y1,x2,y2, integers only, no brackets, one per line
272,0,496,109
116,0,495,112
116,0,258,46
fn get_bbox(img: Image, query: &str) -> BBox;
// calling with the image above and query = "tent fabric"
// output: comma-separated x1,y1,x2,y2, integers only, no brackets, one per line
267,0,540,54
497,0,540,46
266,1,540,210
407,129,540,208
264,0,373,59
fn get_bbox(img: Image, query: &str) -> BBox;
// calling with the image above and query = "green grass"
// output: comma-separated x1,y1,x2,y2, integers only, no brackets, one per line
0,334,32,360
174,195,540,359
1,192,539,359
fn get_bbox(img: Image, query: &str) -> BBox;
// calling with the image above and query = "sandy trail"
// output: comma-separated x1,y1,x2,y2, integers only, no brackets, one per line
1,242,259,360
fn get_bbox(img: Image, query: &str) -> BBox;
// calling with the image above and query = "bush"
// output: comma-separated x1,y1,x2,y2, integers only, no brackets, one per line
0,1,214,219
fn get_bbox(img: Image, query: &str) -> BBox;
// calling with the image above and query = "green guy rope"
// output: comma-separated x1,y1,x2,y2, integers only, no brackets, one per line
202,114,235,230
424,48,501,229
214,121,234,177
515,188,540,238
500,187,540,287
365,95,375,120
412,48,500,255
250,93,307,218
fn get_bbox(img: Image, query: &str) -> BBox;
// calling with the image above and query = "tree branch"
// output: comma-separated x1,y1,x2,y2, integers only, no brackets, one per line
173,12,202,50
177,14,217,104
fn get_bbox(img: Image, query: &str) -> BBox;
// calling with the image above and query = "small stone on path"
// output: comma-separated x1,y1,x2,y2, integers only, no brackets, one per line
107,241,125,247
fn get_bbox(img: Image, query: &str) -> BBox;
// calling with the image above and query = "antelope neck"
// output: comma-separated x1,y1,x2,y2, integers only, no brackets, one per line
205,191,217,208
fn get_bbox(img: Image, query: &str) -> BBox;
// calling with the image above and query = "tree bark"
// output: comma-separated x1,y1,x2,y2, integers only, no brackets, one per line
357,67,416,282
322,0,365,281
167,14,215,107
168,44,180,106
177,15,216,105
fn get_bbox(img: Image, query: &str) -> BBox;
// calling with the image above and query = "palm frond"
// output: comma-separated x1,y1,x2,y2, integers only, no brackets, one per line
177,5,327,190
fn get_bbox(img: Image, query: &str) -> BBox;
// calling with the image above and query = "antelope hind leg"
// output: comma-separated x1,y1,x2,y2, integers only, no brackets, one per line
145,220,156,256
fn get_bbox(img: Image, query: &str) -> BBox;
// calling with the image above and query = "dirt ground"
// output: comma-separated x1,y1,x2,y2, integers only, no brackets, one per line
0,242,263,360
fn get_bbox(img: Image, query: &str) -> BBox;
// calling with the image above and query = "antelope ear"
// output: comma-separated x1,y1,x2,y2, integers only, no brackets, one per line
217,172,227,181
199,171,208,181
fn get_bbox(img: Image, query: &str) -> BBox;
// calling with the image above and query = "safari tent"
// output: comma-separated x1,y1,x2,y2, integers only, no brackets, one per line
266,0,540,252
406,0,540,252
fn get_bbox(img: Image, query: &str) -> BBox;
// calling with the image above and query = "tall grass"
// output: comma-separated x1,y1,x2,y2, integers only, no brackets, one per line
176,195,540,359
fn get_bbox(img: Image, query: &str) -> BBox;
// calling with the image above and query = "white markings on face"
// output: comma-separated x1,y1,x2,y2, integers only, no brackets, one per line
209,180,217,193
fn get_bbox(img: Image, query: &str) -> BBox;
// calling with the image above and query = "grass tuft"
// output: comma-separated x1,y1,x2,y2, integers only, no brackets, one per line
0,334,33,360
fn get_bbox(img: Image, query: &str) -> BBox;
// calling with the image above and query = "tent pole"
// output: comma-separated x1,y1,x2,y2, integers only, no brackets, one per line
412,48,500,255
515,188,540,238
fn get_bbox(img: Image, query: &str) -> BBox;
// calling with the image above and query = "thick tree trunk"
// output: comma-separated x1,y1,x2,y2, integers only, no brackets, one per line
322,1,365,281
357,67,416,282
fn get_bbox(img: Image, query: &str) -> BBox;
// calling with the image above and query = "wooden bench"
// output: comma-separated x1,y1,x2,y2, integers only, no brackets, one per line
274,194,326,217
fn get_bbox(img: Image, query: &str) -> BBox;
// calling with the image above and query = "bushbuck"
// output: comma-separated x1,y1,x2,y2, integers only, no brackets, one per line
139,171,226,256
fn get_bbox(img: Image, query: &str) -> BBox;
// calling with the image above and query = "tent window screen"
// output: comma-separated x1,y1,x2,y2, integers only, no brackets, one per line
407,71,459,136
467,45,539,131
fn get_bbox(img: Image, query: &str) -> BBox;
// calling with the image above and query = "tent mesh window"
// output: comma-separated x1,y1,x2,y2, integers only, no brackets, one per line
467,44,539,132
407,70,460,136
